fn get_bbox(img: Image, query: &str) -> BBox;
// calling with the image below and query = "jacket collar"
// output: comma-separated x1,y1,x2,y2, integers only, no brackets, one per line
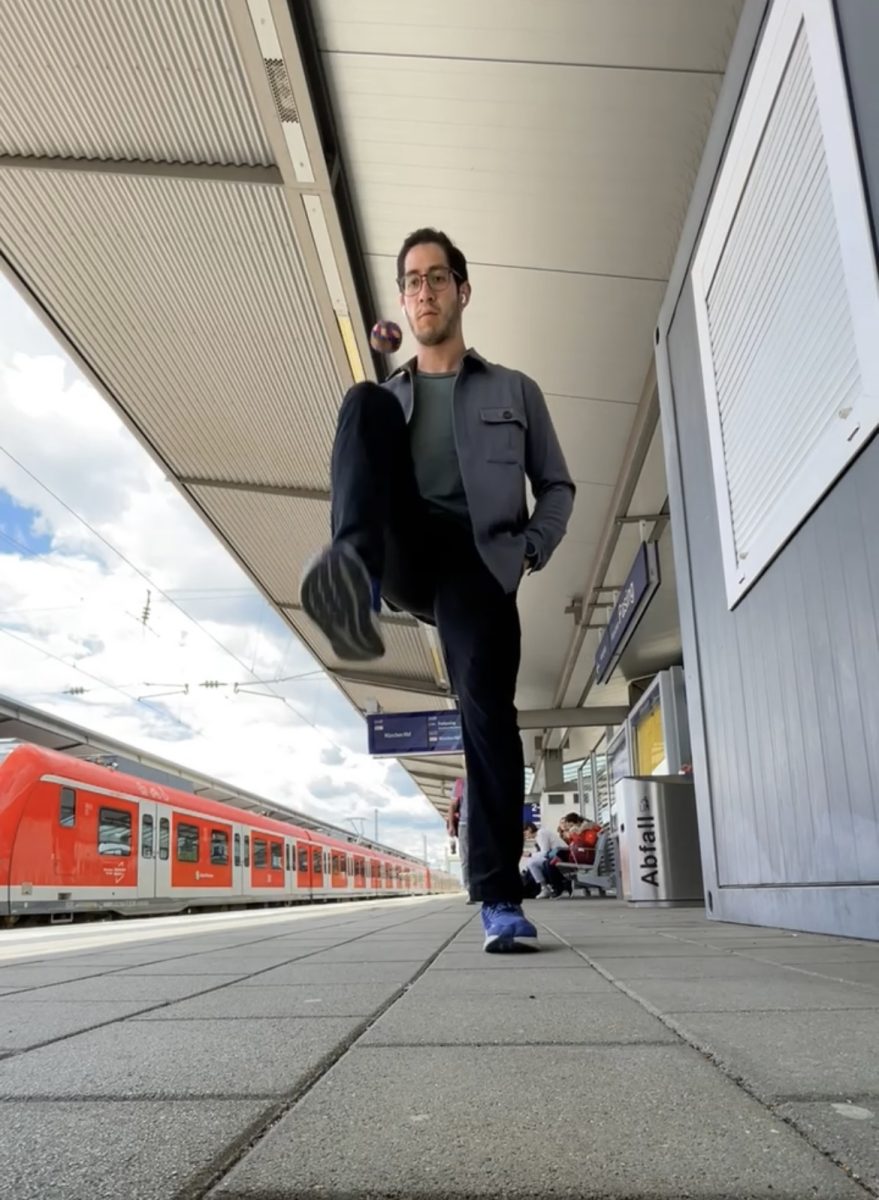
386,347,488,381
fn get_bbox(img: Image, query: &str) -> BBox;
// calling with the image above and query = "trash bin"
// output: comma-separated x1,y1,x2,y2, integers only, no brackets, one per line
617,775,703,906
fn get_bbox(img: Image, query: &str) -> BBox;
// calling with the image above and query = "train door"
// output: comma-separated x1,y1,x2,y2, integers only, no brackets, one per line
285,840,294,896
137,802,157,900
232,825,246,897
154,810,172,899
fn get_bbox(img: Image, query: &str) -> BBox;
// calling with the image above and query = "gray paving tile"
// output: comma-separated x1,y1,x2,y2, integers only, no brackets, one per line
298,944,439,964
22,973,241,1004
0,1000,149,1049
777,1099,879,1195
239,961,420,986
134,982,401,1020
596,954,790,980
742,944,879,964
0,966,114,987
410,968,616,997
802,962,879,988
551,936,730,958
120,960,263,976
0,1017,356,1098
699,936,866,950
210,1045,863,1199
0,1099,267,1200
625,974,879,1012
671,1010,879,1099
361,991,675,1046
430,946,584,970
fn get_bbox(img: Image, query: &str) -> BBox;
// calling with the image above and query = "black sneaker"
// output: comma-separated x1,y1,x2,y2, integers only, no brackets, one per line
300,542,385,662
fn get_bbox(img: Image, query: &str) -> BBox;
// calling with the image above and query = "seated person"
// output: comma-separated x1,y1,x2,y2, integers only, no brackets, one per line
557,812,602,865
523,820,567,899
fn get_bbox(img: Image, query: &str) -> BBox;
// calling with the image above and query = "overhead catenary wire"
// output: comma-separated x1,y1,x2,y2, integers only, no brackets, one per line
0,446,373,768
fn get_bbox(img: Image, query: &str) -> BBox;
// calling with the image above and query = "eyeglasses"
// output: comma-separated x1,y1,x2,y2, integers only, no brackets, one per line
397,267,461,296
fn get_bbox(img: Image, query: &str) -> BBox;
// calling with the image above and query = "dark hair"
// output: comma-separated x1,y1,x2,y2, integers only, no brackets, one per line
396,228,468,289
523,821,538,834
562,811,583,825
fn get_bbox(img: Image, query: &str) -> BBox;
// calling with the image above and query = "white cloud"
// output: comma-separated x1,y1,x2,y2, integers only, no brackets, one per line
0,281,451,867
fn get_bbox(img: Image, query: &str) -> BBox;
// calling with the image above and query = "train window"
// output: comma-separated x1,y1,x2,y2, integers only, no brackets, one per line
253,839,267,869
98,807,132,857
159,817,170,861
59,786,76,828
142,814,154,859
286,844,292,872
176,822,199,864
347,855,353,875
234,832,241,867
299,847,310,873
271,842,282,871
210,829,229,866
244,834,250,867
312,848,322,873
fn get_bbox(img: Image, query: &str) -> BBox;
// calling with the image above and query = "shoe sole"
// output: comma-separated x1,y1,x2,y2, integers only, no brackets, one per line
300,545,385,663
483,933,539,954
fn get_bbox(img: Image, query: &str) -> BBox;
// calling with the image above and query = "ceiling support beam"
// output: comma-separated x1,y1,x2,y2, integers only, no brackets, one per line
518,707,629,729
179,477,330,501
0,155,284,187
332,670,451,698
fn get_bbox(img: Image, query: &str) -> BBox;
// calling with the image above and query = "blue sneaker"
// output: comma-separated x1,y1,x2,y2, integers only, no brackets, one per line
481,902,539,953
300,542,385,662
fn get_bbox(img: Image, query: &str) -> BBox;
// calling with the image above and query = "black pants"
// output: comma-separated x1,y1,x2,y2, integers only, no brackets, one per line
331,382,525,903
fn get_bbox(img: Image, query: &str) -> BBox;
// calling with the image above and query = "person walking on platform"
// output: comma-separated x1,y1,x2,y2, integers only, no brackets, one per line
447,776,470,892
301,228,575,952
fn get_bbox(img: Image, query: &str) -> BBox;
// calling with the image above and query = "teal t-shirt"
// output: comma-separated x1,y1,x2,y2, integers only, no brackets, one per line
408,370,469,519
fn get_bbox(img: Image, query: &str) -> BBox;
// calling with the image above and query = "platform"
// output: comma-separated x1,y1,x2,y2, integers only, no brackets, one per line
0,896,877,1199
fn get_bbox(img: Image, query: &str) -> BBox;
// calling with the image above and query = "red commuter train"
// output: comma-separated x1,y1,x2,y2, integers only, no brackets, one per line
0,744,457,923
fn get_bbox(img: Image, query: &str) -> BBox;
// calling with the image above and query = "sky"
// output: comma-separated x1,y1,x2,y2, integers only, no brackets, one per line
0,277,450,867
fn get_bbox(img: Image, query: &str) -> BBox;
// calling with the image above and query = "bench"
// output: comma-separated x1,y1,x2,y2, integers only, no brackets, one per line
553,830,617,897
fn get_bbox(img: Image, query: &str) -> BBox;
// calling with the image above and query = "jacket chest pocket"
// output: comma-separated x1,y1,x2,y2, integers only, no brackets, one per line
479,406,528,464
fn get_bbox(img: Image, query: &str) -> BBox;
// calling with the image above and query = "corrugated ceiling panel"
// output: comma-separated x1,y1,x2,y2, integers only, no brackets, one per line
187,486,439,686
292,611,439,684
0,0,272,165
0,170,340,489
188,488,332,602
313,0,744,72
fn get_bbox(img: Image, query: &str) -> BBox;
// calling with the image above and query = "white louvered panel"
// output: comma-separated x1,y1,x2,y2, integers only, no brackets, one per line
705,27,858,562
0,0,272,166
0,170,341,489
692,0,879,608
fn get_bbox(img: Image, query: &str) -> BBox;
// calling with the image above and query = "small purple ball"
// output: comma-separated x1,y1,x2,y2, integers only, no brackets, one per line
370,319,403,355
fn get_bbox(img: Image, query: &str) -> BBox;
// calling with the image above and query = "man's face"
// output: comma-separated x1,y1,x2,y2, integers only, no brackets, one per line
399,242,469,347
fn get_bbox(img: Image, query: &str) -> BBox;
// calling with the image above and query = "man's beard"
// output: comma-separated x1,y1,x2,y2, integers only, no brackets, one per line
410,309,458,347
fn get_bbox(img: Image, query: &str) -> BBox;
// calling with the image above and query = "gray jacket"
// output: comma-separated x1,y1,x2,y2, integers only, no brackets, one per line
383,349,575,594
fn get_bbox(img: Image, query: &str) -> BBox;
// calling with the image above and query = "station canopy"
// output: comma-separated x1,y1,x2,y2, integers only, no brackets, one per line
0,0,744,815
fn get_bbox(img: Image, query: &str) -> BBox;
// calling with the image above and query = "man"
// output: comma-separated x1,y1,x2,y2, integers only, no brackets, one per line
523,820,568,899
301,228,574,952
